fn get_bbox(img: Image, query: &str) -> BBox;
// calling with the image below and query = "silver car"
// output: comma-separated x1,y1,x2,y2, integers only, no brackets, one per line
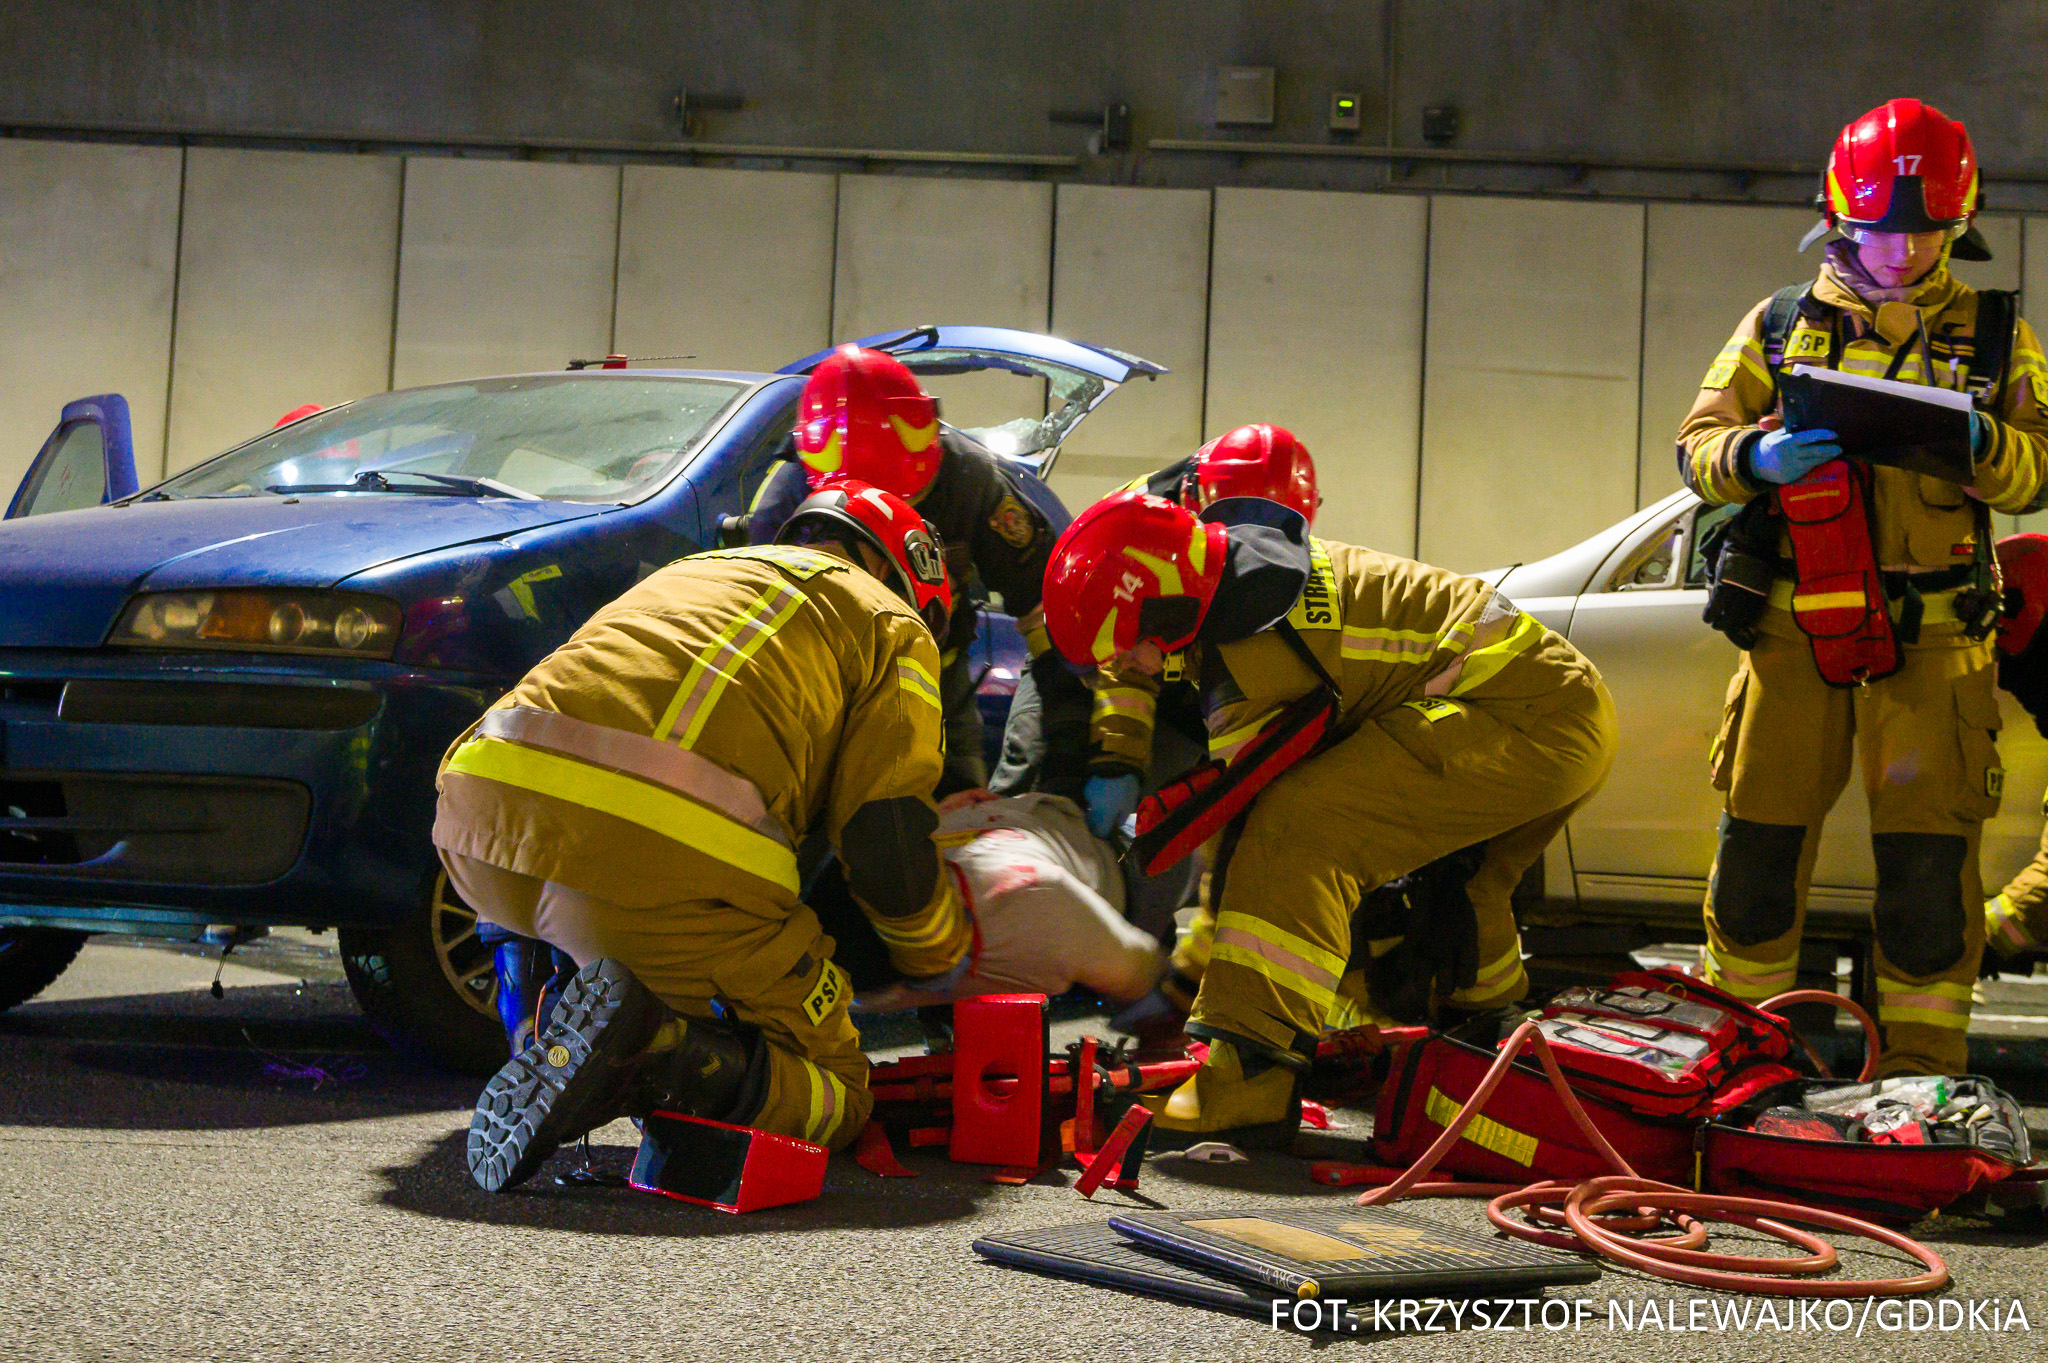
1494,490,2046,983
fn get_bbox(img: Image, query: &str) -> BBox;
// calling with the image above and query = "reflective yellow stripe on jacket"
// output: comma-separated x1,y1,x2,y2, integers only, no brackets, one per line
443,736,801,892
1422,595,1547,698
657,577,808,749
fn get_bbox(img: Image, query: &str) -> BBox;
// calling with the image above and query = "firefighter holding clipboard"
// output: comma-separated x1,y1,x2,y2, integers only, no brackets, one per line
1682,99,2048,1077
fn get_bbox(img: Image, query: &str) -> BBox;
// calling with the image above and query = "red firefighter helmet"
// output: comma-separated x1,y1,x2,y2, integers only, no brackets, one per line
776,477,952,636
1042,491,1229,667
1192,423,1320,523
795,346,944,500
1811,99,1981,254
274,403,324,428
1997,533,2048,656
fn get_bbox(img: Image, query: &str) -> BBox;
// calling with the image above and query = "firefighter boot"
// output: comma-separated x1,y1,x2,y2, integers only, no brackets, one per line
468,957,676,1193
1144,1038,1302,1152
489,932,577,1055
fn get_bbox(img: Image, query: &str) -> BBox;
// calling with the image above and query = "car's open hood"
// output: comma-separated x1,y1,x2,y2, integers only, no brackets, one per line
0,494,603,648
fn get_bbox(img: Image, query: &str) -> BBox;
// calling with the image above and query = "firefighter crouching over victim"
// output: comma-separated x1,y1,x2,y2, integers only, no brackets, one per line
1683,98,2048,1076
1985,534,2048,971
1091,424,1325,1030
439,480,971,1192
1042,491,1618,1148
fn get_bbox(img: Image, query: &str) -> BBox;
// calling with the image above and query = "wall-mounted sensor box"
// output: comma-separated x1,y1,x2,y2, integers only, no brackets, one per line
1216,66,1276,127
1329,91,1362,133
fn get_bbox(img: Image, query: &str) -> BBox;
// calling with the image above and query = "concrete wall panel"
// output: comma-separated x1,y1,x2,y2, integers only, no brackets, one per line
166,148,400,472
1205,187,1428,555
614,166,835,375
391,159,619,390
1419,196,1644,573
832,176,1053,433
0,141,180,492
1639,203,1813,507
1047,184,1210,511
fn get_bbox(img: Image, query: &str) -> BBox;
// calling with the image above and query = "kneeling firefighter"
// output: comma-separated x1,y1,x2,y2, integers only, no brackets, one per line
439,480,973,1191
1042,492,1618,1147
1984,534,2048,968
1684,99,2048,1076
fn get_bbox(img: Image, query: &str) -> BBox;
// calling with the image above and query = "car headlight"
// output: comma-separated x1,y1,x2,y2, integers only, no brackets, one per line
111,590,403,658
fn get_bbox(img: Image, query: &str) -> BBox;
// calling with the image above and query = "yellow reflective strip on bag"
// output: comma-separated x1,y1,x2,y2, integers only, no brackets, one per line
1425,1088,1537,1166
662,581,808,749
1793,590,1871,614
444,737,800,892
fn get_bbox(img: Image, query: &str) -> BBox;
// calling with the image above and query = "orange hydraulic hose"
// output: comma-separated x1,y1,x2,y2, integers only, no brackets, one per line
1352,1020,1949,1297
1758,988,1881,1083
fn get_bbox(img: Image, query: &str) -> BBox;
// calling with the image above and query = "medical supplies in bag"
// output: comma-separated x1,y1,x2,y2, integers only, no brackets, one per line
1704,1075,2033,1222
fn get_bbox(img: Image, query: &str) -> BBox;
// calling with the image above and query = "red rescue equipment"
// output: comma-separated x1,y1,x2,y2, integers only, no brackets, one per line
1776,459,1900,686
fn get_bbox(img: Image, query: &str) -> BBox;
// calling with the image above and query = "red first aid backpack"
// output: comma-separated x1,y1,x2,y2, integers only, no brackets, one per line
1372,969,1805,1185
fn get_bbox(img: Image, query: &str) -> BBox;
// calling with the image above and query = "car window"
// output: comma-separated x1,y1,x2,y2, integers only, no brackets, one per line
12,422,104,517
1686,503,1742,587
1607,512,1686,591
152,375,748,503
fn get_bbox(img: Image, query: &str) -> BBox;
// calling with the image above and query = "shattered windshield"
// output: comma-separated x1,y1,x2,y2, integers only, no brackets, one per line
892,349,1106,460
153,374,747,503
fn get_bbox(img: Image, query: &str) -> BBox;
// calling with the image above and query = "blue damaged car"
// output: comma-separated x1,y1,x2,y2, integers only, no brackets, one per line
0,328,1162,1069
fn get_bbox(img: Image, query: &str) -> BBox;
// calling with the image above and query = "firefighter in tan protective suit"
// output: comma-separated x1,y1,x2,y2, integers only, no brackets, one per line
1985,534,2048,969
1041,491,1617,1147
442,480,969,1192
1683,100,2048,1076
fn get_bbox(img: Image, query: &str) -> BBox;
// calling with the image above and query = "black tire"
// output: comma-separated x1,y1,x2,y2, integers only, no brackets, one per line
0,927,88,1012
340,870,507,1074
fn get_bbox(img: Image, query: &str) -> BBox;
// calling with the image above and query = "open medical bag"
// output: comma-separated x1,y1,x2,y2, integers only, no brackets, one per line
1371,969,1805,1185
1703,1074,2035,1223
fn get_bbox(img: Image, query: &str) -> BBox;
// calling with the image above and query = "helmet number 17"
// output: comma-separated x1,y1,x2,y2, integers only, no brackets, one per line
1894,154,1922,175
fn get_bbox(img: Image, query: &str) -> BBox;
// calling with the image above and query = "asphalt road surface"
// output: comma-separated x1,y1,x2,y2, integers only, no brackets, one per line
3,933,2046,1362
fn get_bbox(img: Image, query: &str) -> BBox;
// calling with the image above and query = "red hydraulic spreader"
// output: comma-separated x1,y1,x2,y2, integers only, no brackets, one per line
949,993,1050,1168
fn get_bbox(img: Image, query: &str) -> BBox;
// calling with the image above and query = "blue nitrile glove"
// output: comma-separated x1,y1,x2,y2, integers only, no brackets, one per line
1971,410,1992,460
1083,773,1142,839
1750,426,1842,484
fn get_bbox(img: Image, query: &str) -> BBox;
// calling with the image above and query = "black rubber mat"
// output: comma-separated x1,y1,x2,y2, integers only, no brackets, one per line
973,1220,1364,1326
1108,1205,1601,1298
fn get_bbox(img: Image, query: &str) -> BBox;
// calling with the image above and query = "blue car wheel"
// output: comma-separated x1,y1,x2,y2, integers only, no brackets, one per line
338,868,505,1074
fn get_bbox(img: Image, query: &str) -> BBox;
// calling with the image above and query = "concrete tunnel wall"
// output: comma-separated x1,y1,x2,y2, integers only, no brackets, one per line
7,2,2048,566
3,141,2043,571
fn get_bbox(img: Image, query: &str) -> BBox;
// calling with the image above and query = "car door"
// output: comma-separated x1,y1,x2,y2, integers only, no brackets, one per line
1562,492,2048,930
6,394,142,519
